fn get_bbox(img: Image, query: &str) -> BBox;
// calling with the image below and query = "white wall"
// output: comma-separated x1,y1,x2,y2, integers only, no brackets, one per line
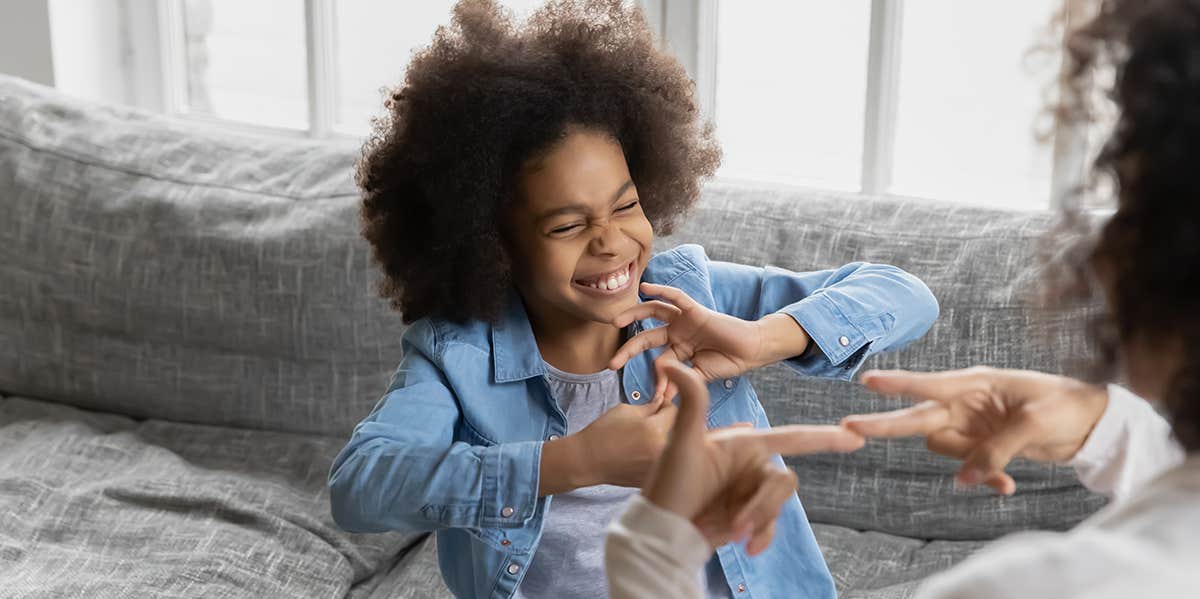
47,0,128,105
0,0,130,105
0,0,55,85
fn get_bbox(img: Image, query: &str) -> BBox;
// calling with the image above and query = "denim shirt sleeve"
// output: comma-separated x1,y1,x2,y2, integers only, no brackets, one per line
327,320,542,541
707,256,939,380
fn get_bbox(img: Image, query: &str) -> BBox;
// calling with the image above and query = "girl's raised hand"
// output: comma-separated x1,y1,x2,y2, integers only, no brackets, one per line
609,282,810,402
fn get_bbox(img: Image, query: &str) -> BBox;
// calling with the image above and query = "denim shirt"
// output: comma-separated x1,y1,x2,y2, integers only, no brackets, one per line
329,244,939,599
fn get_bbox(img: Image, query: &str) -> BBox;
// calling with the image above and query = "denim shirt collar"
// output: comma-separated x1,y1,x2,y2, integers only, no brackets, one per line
490,290,548,383
489,289,652,384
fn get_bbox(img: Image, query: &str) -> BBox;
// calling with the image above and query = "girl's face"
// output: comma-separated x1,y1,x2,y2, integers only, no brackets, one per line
506,127,654,328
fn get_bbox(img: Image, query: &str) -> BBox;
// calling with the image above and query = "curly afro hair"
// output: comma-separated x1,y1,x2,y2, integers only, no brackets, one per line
1048,0,1200,450
357,0,721,325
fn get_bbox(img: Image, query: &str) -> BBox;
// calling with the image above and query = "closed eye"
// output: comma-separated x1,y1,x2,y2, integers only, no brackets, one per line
550,224,583,235
616,200,639,212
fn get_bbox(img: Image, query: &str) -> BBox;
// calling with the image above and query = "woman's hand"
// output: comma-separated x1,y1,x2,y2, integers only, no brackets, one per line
608,282,811,402
841,367,1110,495
644,363,865,553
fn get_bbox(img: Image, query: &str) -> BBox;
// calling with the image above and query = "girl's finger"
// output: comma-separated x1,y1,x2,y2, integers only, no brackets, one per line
657,362,710,447
661,381,678,403
648,403,678,432
610,300,681,329
609,327,670,370
652,351,686,402
639,282,701,310
643,389,667,413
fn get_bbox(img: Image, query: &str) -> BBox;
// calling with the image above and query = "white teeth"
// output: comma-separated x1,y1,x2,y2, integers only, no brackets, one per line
578,263,633,291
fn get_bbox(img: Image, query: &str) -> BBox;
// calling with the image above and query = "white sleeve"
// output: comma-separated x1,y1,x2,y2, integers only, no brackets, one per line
1068,384,1186,501
605,494,712,599
915,527,1192,599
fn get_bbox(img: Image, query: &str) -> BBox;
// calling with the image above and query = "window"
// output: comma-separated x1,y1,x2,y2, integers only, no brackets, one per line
124,0,1088,209
714,2,871,191
889,1,1060,207
180,0,308,129
667,0,1080,208
331,0,544,135
136,0,544,136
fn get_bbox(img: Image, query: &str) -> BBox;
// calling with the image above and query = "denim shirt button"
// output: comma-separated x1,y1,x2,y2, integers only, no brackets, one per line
630,390,641,401
838,335,851,347
737,583,746,593
507,563,521,575
501,506,514,517
547,434,560,441
723,379,734,389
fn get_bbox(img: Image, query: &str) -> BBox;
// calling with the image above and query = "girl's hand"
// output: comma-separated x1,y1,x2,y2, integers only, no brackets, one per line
608,282,811,402
572,399,678,488
644,363,865,553
543,396,754,493
841,367,1110,495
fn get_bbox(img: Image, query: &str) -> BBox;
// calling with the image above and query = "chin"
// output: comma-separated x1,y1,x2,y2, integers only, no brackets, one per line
580,293,638,325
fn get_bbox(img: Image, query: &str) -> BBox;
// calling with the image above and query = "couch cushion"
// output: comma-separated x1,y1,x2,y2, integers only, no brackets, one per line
376,522,985,598
0,75,405,436
813,523,985,598
0,394,420,598
663,180,1109,539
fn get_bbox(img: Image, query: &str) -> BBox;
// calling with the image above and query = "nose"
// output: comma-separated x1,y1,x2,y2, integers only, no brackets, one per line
587,219,621,257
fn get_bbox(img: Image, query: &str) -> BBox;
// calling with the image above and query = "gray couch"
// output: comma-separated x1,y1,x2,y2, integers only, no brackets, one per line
0,74,1106,598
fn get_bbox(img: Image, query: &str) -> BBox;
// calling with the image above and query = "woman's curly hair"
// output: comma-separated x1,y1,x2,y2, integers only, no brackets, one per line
1048,0,1200,450
357,0,721,324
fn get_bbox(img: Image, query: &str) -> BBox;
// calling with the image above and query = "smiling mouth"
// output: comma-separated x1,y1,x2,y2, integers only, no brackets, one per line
573,261,635,294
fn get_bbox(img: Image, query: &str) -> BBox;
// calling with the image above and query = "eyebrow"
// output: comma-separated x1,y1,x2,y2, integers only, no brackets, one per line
536,179,636,222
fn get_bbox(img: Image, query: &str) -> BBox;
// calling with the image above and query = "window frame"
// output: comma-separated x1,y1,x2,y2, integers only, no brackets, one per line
125,0,1092,207
125,0,346,140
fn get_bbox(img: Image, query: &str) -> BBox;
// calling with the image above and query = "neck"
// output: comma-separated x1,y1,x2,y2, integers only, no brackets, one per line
526,305,622,375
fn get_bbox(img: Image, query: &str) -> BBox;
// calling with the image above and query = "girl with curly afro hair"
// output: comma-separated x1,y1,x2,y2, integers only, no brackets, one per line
329,2,938,598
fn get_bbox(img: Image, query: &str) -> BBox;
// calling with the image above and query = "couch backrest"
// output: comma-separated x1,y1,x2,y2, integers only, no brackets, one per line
0,75,1105,538
0,76,405,438
663,180,1107,539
